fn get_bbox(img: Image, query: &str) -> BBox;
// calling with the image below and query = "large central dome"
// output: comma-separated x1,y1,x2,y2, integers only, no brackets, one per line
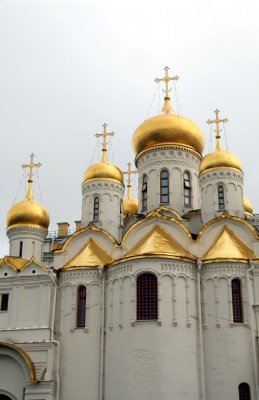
132,98,205,156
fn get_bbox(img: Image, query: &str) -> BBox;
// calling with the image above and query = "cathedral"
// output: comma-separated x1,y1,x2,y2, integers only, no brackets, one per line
0,67,258,400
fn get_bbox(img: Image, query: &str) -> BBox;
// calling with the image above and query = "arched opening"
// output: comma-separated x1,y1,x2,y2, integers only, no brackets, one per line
93,197,100,221
142,175,148,210
183,171,191,206
218,185,225,211
160,169,169,204
232,278,243,323
76,285,87,328
136,273,158,320
239,382,251,400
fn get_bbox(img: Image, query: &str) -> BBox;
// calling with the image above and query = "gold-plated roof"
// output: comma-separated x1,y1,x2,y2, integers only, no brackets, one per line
6,154,50,230
200,110,242,174
132,67,205,156
244,196,253,215
0,256,47,272
62,238,113,270
121,224,195,262
202,226,257,263
83,123,123,184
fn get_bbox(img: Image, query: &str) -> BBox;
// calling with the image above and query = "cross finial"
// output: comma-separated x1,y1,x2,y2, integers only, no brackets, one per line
207,109,228,151
155,66,179,99
95,123,115,162
122,162,137,199
21,153,42,201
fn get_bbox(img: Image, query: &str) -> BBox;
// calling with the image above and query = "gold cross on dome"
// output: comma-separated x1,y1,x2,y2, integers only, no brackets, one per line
155,66,179,98
95,123,115,162
22,153,42,200
122,162,137,199
207,109,228,151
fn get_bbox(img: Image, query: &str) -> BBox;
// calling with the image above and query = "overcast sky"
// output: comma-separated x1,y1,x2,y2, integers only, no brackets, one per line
0,0,259,255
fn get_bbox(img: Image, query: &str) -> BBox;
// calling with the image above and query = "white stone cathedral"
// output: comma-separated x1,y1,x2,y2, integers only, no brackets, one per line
0,67,258,400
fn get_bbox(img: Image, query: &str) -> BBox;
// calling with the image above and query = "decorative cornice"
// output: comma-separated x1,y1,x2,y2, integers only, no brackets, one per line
135,144,202,165
7,223,48,234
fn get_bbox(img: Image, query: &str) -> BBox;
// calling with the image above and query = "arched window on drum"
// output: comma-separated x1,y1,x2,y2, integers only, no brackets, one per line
76,285,87,328
183,171,191,206
232,278,243,323
136,273,158,320
160,169,169,204
142,175,148,210
218,185,225,211
93,197,100,221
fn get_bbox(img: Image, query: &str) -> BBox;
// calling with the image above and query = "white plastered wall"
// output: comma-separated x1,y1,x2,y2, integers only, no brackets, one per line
7,226,47,261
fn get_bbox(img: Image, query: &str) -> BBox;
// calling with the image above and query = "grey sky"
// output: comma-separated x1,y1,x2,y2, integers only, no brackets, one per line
0,0,259,255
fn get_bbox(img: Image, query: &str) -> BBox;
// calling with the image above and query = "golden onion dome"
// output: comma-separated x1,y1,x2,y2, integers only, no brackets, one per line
243,196,253,215
83,161,123,184
200,149,243,174
132,97,205,156
123,198,138,216
7,199,50,229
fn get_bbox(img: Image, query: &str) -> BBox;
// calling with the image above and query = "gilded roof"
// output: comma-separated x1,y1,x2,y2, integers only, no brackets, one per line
202,226,257,263
118,224,195,263
62,238,113,270
0,256,47,271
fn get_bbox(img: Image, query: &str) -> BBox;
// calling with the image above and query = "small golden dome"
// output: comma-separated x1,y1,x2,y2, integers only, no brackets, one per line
83,161,123,184
132,98,205,156
244,196,253,215
7,199,50,229
200,149,242,174
123,198,138,216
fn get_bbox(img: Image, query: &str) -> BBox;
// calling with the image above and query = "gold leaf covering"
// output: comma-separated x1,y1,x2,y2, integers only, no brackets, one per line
202,226,257,263
121,224,195,262
0,256,47,271
62,238,113,270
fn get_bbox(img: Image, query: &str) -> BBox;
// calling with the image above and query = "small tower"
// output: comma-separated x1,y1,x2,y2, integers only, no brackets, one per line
81,123,124,241
6,154,50,260
199,110,244,223
122,162,138,216
132,67,205,215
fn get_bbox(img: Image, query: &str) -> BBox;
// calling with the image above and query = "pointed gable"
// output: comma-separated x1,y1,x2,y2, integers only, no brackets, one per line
0,256,29,271
202,226,257,263
123,225,195,262
62,238,113,270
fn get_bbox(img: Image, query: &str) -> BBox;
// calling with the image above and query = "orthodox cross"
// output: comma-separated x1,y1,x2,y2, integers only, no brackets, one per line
22,153,42,200
95,123,115,162
207,109,228,151
122,162,137,199
155,66,179,98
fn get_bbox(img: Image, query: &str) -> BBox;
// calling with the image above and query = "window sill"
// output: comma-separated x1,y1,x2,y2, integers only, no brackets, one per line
131,319,161,327
230,322,248,327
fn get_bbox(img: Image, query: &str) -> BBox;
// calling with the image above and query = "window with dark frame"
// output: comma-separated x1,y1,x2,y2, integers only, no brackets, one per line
93,197,99,221
183,171,191,206
239,382,251,400
232,279,243,323
0,293,9,311
218,185,225,211
160,170,169,204
76,286,86,328
137,273,158,320
142,175,148,210
19,241,23,258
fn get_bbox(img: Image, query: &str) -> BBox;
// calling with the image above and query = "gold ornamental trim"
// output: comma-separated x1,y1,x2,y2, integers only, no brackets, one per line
6,223,48,233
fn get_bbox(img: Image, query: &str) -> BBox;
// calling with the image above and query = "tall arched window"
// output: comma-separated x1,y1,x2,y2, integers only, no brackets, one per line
142,175,148,210
232,279,243,323
76,285,86,328
160,170,169,204
183,171,191,206
239,383,251,400
137,273,158,320
93,197,99,221
218,185,225,211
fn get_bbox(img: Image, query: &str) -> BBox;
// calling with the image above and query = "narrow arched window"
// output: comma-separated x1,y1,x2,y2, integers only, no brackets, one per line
232,279,243,323
142,175,148,210
218,185,225,211
137,273,158,320
184,171,191,206
93,197,99,221
76,285,86,328
239,383,251,400
160,170,169,204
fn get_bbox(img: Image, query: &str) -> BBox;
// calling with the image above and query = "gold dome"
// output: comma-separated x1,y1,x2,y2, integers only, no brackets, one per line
132,98,205,156
200,149,243,174
123,198,138,216
7,199,50,229
244,196,253,215
83,161,123,184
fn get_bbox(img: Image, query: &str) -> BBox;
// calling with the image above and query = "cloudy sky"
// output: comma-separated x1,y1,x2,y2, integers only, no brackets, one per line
0,0,258,255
